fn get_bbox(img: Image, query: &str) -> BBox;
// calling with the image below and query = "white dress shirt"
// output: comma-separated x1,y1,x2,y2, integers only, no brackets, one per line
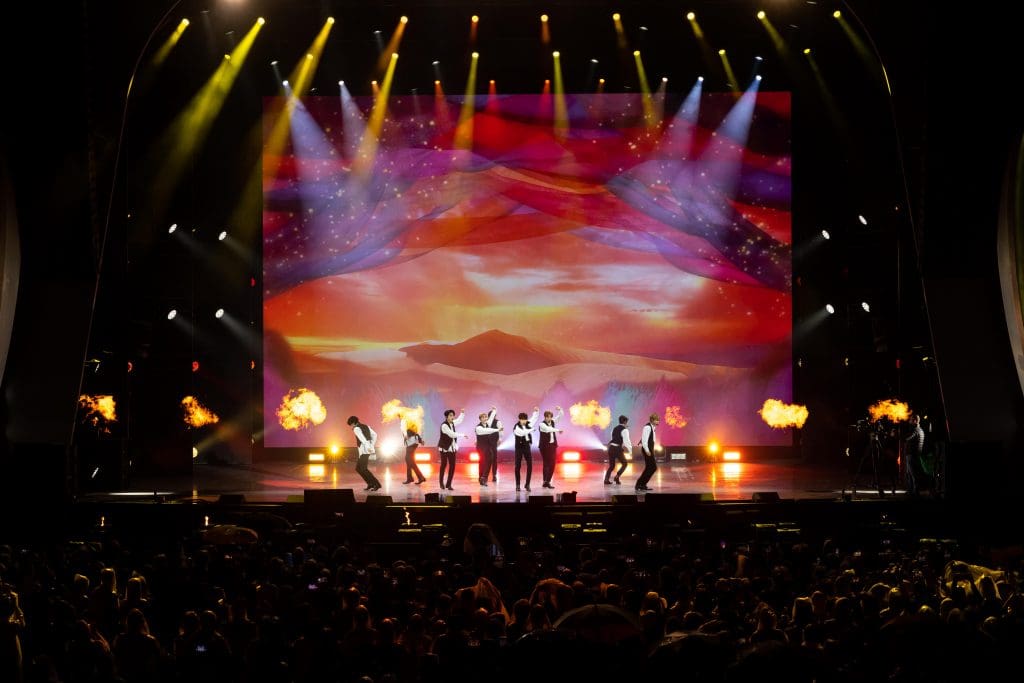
440,412,464,452
640,423,656,456
354,425,378,455
538,407,563,443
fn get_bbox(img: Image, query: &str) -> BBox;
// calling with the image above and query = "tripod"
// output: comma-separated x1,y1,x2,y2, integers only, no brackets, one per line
848,431,892,498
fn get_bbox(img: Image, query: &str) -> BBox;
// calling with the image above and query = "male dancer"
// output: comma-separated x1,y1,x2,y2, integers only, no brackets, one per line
537,406,564,489
400,421,426,485
481,408,503,483
347,415,382,491
437,408,465,490
635,413,659,492
604,415,631,485
475,408,502,486
513,407,540,492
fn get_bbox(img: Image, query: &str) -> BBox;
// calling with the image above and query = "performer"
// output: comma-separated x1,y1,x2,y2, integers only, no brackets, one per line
537,406,564,489
475,408,502,486
513,407,540,492
481,408,503,483
635,413,659,492
347,416,382,491
604,415,631,485
401,421,426,485
903,414,925,496
437,409,465,491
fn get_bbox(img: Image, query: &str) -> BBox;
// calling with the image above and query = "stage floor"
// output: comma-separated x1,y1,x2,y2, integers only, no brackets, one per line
110,458,911,504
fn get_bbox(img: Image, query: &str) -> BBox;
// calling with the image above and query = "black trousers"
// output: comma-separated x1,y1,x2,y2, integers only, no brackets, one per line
404,445,425,482
540,443,557,484
636,451,657,488
356,453,382,488
605,445,628,482
439,450,456,488
479,441,498,481
515,444,533,487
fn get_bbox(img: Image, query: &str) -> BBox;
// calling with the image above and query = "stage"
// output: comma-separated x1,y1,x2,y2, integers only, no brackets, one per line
101,457,913,504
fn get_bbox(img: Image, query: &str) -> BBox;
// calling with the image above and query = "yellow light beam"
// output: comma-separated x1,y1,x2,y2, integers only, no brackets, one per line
541,13,551,45
552,51,568,140
454,52,479,151
612,12,627,50
354,52,399,177
686,13,719,85
835,11,890,95
377,16,408,76
758,13,791,62
152,18,190,67
633,50,656,127
262,17,335,182
150,18,263,220
718,49,738,92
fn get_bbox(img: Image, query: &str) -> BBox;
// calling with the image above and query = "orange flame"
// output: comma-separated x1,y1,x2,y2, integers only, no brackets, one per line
277,388,327,430
758,399,809,429
79,394,117,429
381,399,424,433
868,399,910,423
664,405,688,428
569,400,611,429
181,396,220,428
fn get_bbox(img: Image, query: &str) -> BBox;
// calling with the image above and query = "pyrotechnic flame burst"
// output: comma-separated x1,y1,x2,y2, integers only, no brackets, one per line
569,400,611,429
758,399,809,429
381,399,425,433
868,399,910,423
181,396,220,428
79,394,117,429
664,405,688,428
277,388,327,430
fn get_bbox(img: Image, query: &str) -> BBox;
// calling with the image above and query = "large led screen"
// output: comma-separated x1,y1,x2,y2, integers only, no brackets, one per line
263,91,791,448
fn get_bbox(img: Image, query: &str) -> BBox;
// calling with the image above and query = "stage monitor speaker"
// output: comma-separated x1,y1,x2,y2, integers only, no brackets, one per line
217,494,246,505
644,493,706,504
557,491,577,503
424,492,442,503
528,495,555,504
304,489,356,519
752,491,780,503
447,495,472,505
366,495,393,505
612,494,638,504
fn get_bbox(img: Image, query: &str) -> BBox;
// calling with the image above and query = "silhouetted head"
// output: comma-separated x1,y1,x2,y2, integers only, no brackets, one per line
347,416,359,426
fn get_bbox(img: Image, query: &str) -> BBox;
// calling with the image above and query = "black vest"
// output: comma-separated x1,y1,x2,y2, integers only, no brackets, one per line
485,415,500,446
515,422,533,447
541,420,557,447
610,424,626,447
644,424,655,453
438,422,455,451
356,423,371,442
476,422,491,449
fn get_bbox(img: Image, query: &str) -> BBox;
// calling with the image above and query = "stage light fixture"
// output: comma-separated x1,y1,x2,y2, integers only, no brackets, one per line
168,223,177,234
217,230,227,241
192,447,199,459
469,451,480,462
687,11,696,21
756,75,763,81
472,51,479,59
413,451,431,462
327,17,335,24
803,48,811,55
215,308,225,319
833,10,842,18
471,15,479,23
591,58,599,63
858,214,868,225
432,60,440,65
329,443,340,456
400,16,408,24
167,309,177,320
821,229,831,239
434,79,440,85
861,301,871,312
562,450,581,462
541,14,548,22
282,79,289,86
633,50,640,56
708,441,720,454
308,452,325,463
257,17,265,25
338,80,343,86
826,304,836,314
755,55,764,61
270,60,277,65
757,10,766,20
698,76,704,82
612,13,621,21
718,48,726,55
640,26,648,31
598,78,605,84
553,50,560,57
662,76,668,82
723,450,741,461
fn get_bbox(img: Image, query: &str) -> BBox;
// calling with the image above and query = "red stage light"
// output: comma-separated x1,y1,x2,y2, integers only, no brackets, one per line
413,451,431,462
723,451,741,461
469,451,480,462
561,450,581,462
191,361,200,372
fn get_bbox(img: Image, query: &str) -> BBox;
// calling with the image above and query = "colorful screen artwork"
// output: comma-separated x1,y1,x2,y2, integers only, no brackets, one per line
263,91,791,448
